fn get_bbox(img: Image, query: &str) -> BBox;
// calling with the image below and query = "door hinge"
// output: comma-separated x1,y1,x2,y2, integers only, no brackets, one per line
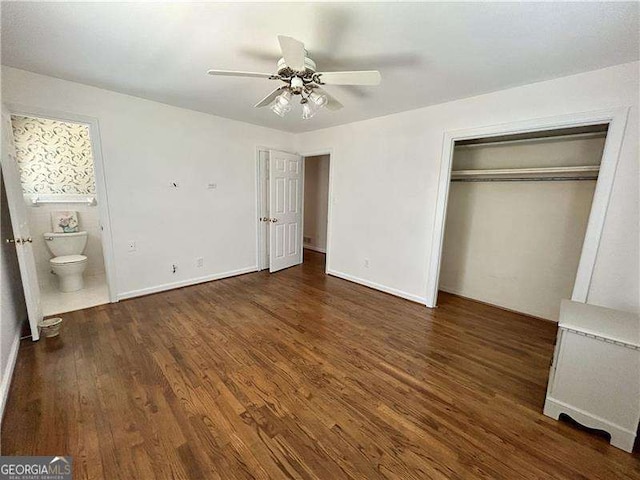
6,237,32,244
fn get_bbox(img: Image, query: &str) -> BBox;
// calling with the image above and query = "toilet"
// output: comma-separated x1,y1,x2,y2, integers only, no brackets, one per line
44,231,88,292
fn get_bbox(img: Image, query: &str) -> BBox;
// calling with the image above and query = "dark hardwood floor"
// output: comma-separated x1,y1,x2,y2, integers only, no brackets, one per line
3,250,639,479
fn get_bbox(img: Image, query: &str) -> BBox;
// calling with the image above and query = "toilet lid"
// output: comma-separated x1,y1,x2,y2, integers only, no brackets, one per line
50,254,87,265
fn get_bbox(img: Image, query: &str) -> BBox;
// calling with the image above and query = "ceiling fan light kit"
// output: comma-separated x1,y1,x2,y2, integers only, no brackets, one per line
270,90,292,117
207,35,381,120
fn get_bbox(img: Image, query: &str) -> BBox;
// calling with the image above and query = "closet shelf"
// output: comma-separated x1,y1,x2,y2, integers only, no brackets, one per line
450,165,599,182
455,131,607,149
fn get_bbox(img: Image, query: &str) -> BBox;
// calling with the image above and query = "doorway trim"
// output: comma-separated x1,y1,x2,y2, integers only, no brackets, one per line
425,107,630,308
256,147,334,274
298,148,334,274
5,102,119,303
254,146,279,272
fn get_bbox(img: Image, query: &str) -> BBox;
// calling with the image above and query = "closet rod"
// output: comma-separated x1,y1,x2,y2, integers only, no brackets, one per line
451,176,598,183
450,165,600,180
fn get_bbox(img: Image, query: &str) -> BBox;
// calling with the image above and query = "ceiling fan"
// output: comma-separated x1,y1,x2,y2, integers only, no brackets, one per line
207,35,382,119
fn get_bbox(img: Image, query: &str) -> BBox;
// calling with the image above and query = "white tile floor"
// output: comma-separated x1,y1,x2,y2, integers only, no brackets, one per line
40,273,110,316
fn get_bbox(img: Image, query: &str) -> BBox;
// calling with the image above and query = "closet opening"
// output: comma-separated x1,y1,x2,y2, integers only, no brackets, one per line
256,149,331,274
437,124,608,322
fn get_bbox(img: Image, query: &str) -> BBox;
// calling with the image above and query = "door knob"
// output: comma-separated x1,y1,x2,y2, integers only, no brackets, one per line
5,238,16,244
23,237,33,243
270,218,278,223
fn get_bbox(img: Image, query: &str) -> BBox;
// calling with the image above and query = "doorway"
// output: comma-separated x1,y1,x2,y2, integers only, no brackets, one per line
3,110,115,327
303,154,330,255
257,149,331,273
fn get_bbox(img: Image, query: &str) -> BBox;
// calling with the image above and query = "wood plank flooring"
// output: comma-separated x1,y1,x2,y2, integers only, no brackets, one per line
3,251,639,479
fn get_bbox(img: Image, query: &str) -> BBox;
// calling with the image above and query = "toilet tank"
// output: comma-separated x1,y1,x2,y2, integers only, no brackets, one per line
44,231,88,257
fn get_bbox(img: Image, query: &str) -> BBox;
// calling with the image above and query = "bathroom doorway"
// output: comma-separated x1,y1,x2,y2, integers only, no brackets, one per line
4,111,115,319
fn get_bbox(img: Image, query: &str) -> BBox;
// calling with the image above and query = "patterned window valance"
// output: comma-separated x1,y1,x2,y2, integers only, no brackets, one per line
11,115,96,195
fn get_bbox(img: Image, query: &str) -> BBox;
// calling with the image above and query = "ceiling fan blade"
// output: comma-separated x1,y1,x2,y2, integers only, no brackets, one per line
315,71,381,86
254,87,285,108
207,70,275,79
314,87,343,111
277,35,306,72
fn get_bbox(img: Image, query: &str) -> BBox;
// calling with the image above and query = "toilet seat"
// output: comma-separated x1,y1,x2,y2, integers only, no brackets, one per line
50,254,88,265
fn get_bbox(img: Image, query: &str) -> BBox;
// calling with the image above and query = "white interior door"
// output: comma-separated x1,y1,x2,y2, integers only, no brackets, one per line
269,150,303,273
1,106,42,340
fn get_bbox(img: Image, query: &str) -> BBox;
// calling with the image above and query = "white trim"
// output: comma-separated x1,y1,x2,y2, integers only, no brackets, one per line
300,153,306,267
304,244,326,254
255,147,271,271
328,269,426,304
543,396,636,453
5,103,119,304
425,107,630,308
117,266,257,301
0,328,21,425
298,148,334,274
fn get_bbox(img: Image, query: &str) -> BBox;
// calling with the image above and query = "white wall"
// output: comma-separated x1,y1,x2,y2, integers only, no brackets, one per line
0,171,26,421
439,136,605,321
2,67,294,298
303,154,329,252
295,61,639,314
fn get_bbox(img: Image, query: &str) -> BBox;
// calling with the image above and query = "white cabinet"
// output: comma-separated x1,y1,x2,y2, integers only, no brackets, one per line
544,299,639,452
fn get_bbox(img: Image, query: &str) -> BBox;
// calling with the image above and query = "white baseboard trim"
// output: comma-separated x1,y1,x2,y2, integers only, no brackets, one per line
303,244,326,254
327,269,426,305
117,266,258,301
438,286,557,322
544,396,636,452
0,328,21,425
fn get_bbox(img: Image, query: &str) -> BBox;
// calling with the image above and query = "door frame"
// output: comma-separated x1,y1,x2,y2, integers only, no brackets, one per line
255,146,275,272
255,147,334,274
425,107,630,308
5,102,119,303
297,148,334,274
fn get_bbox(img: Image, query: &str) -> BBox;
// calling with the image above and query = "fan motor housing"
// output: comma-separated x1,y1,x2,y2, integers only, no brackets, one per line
277,57,317,79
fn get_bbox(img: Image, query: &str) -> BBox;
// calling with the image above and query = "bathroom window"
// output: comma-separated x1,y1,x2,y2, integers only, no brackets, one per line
11,115,97,202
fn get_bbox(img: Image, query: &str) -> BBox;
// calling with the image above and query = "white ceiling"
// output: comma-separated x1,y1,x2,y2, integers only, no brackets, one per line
2,2,638,133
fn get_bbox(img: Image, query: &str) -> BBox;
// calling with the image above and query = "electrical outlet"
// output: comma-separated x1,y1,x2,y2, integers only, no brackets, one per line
364,258,370,268
196,257,204,268
207,183,217,190
172,263,178,274
127,241,136,252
